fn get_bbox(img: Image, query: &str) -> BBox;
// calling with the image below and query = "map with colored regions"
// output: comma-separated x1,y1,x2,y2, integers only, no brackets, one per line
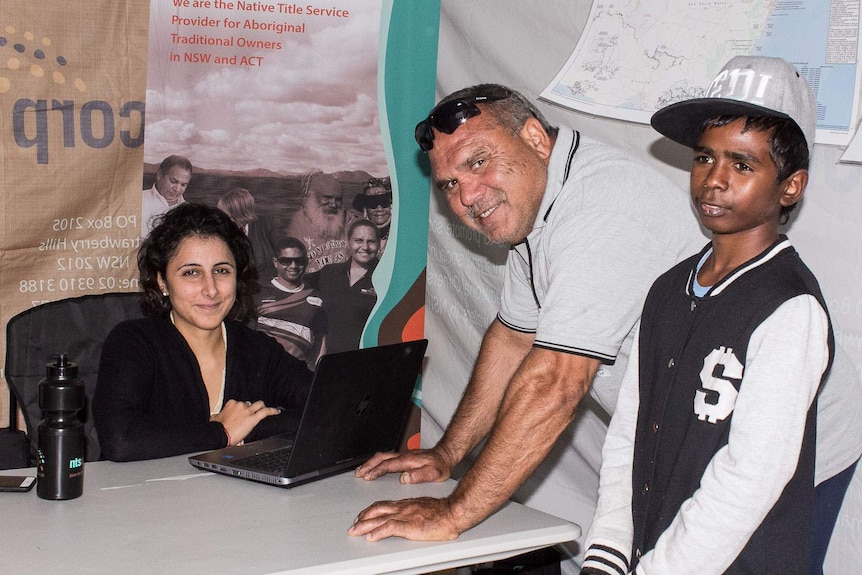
541,0,861,146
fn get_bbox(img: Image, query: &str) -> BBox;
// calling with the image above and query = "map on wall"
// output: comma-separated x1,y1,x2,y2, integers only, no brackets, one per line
541,0,862,146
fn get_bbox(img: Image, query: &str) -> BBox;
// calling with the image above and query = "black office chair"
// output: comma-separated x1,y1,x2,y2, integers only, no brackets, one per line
4,292,144,465
0,390,29,470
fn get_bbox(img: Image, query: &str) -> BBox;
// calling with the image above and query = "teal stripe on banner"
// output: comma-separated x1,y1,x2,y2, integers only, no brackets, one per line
361,0,440,348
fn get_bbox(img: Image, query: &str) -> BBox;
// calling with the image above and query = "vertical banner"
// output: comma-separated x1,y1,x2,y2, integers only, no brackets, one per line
143,0,437,360
0,3,149,406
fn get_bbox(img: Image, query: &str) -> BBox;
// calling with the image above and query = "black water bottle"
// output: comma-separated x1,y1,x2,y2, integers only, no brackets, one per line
36,353,86,500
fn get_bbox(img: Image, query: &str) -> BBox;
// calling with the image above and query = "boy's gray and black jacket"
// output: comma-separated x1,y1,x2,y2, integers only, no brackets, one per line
582,236,833,575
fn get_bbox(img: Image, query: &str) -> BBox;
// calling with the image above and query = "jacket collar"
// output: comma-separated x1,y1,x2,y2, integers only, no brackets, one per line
686,235,793,298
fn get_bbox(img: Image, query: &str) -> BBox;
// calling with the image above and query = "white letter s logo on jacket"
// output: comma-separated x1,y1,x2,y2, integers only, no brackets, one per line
694,346,742,424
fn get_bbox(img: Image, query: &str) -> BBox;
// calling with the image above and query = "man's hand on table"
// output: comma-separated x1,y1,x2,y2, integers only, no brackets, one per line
349,448,468,541
348,495,463,541
354,448,453,485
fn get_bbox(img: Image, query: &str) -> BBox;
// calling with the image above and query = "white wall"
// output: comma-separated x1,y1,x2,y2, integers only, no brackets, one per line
422,1,862,572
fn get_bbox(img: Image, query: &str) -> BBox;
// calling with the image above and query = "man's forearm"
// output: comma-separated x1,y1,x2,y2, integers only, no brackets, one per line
446,348,599,532
436,319,534,467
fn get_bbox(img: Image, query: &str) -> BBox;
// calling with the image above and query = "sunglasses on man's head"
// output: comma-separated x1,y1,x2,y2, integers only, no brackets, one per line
276,256,307,267
414,94,507,152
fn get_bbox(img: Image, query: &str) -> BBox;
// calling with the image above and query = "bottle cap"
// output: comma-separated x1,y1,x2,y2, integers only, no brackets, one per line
39,353,85,412
45,353,79,380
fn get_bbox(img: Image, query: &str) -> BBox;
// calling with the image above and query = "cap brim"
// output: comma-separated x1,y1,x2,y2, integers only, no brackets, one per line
650,98,792,148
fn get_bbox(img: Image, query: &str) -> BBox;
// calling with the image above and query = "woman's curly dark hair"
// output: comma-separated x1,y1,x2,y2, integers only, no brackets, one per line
138,203,259,321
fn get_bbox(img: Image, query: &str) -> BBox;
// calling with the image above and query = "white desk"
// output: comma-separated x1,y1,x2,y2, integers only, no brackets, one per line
1,456,579,574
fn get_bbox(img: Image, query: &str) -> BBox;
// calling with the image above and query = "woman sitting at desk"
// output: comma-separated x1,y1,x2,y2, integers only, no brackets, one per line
94,203,313,461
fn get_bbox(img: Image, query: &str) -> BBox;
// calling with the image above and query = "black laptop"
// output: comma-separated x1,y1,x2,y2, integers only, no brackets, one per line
189,339,427,488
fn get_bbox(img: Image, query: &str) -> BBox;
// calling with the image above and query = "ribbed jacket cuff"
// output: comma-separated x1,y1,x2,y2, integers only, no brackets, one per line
581,541,629,575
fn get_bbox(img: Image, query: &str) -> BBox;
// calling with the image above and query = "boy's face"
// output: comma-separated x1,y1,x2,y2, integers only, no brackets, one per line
690,118,802,238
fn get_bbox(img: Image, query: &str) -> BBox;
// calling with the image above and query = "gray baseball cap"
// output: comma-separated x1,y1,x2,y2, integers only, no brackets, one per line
651,55,816,155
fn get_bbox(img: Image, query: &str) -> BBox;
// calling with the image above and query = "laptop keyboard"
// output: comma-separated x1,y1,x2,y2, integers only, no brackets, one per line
233,446,292,473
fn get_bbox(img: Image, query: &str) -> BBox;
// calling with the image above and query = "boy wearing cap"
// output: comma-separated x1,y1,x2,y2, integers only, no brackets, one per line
581,56,833,574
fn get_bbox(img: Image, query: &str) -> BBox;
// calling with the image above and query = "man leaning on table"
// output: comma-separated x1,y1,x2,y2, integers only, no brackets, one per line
347,84,705,567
